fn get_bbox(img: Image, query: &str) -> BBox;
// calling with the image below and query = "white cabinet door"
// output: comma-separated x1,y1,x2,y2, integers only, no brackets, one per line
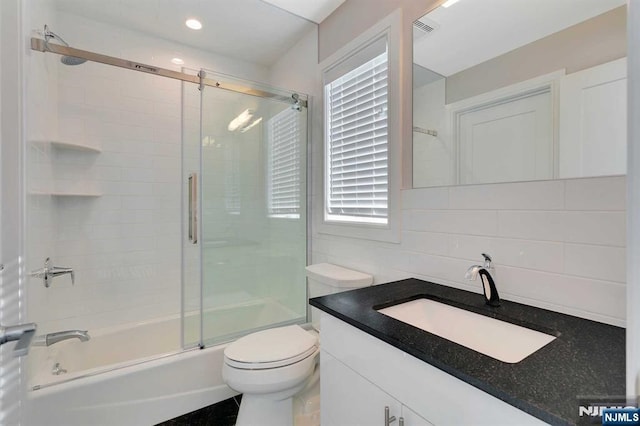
559,57,627,178
402,405,434,426
457,90,553,185
322,313,548,426
321,350,402,426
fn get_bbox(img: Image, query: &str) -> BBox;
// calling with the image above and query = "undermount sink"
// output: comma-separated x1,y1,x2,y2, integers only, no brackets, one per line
377,298,556,363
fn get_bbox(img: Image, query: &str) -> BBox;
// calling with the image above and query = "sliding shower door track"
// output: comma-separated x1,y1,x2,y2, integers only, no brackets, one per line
30,38,307,107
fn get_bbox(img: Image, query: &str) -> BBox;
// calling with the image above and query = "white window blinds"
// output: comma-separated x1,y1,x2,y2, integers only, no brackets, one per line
268,107,301,218
325,39,388,224
224,140,241,215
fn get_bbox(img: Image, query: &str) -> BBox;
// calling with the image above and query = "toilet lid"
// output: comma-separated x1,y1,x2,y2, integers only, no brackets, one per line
224,325,318,369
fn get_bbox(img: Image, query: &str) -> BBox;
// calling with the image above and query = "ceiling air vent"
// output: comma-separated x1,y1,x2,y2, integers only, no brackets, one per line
413,17,439,41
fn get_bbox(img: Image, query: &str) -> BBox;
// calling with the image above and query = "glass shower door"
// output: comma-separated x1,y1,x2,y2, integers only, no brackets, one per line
183,71,308,347
182,76,204,348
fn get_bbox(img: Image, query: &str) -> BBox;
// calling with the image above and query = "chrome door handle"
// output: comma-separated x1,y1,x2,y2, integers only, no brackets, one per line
0,322,37,357
188,173,198,244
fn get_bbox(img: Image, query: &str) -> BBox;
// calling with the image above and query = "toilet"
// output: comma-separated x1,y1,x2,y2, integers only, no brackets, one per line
222,263,373,426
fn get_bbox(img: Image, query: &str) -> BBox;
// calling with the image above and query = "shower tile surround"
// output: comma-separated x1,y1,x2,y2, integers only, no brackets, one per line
27,10,274,334
311,176,626,327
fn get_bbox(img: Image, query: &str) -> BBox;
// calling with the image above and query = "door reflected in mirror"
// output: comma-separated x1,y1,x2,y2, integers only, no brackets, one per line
412,0,627,188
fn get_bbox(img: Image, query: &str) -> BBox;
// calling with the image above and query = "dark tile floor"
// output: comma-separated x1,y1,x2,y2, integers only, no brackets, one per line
156,395,241,426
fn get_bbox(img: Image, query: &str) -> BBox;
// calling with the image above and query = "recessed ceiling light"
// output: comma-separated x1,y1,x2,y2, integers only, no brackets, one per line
185,19,202,30
171,58,185,65
441,0,460,7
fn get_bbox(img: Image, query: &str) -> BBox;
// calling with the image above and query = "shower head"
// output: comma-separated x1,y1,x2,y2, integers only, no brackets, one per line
43,25,87,66
60,56,87,66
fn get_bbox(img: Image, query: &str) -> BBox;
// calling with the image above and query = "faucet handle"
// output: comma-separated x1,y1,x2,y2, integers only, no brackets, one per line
481,253,492,269
30,257,75,288
50,266,75,285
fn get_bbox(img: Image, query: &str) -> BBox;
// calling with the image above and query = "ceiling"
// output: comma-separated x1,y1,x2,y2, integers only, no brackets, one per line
261,0,346,24
53,0,319,66
414,0,626,76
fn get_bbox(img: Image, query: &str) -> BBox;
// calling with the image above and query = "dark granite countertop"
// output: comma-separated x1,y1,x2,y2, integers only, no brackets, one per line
309,278,625,426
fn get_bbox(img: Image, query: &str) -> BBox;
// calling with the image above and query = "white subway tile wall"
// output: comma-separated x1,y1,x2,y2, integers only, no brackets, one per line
26,11,269,334
312,176,626,326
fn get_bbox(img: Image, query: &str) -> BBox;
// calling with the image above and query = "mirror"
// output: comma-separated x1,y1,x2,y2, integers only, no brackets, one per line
412,0,627,188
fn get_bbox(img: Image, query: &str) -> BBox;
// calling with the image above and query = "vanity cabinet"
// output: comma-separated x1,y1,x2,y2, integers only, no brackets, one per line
320,313,547,426
322,350,432,426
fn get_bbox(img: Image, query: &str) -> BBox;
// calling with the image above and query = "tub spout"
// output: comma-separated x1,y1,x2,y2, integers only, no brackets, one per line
33,330,90,347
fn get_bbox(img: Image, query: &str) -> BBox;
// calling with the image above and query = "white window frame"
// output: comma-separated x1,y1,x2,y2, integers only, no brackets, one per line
324,40,389,225
317,9,402,243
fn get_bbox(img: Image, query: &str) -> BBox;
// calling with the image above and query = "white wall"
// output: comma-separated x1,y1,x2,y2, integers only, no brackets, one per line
413,79,451,187
269,26,320,96
626,0,640,396
319,0,437,62
313,177,626,326
25,10,271,335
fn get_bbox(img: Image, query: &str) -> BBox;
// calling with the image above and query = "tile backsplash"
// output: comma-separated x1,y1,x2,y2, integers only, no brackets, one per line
312,176,626,327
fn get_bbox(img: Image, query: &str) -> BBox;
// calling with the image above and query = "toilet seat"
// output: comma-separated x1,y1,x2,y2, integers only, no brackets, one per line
224,325,318,370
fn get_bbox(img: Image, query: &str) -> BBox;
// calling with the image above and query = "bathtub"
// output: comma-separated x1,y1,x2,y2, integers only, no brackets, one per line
27,299,303,426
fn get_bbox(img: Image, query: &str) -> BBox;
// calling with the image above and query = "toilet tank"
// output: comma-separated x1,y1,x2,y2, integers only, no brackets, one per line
306,263,373,329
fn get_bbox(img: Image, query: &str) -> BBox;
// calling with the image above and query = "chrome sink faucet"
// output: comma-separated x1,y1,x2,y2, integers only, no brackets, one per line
29,257,75,288
465,253,501,307
32,330,90,347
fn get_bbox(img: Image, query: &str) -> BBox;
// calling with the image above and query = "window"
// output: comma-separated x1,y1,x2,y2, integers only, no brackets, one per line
318,11,401,243
324,37,389,225
267,107,301,218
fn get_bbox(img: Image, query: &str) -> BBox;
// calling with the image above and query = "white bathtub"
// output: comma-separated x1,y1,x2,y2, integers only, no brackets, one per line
27,345,236,426
27,300,303,426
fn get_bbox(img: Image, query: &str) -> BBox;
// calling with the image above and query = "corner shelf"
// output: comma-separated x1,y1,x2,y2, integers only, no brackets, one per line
31,140,102,153
29,190,102,198
51,141,102,153
28,140,102,198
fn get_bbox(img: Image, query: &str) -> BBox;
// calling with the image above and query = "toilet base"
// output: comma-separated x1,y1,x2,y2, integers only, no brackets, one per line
293,364,320,426
236,393,294,426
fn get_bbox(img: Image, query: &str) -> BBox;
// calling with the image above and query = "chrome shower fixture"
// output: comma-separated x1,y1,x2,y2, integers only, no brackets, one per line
42,25,87,66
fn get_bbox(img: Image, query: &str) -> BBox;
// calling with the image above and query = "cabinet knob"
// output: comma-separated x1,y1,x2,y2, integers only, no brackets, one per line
385,406,397,425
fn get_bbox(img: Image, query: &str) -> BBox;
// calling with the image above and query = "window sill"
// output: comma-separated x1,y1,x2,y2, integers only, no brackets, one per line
325,214,387,225
317,217,400,244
